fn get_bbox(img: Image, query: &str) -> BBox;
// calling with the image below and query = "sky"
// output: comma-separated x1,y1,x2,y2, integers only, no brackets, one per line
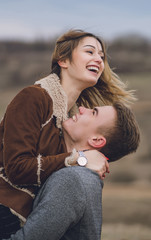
0,0,151,41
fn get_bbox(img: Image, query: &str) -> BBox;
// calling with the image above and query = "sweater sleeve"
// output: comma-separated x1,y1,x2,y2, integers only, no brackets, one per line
3,86,70,186
8,167,103,240
8,167,86,240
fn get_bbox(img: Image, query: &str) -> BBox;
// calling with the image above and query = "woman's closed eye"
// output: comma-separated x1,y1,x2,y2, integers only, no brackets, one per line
100,55,105,60
86,50,105,60
87,50,93,55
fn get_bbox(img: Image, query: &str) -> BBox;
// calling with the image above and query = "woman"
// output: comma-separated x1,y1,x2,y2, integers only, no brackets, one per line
0,29,135,239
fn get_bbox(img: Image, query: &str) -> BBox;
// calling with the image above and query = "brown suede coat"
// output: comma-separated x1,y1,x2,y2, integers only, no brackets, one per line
0,74,75,223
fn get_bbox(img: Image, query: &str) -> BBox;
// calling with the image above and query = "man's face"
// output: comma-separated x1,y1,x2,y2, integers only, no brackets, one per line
62,106,117,145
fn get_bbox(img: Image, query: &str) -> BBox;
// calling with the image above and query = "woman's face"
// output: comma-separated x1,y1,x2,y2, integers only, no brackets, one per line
61,36,105,88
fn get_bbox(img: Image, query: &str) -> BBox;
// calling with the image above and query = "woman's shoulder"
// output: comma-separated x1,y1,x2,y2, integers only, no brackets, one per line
14,84,53,104
5,85,53,117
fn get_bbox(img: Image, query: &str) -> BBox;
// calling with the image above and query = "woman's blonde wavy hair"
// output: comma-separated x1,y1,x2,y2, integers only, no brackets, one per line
51,29,136,108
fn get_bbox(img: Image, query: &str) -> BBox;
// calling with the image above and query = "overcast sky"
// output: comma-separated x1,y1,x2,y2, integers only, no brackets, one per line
0,0,150,41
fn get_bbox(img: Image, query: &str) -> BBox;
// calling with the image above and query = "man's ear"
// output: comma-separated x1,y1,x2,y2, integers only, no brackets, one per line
88,136,106,149
58,59,68,69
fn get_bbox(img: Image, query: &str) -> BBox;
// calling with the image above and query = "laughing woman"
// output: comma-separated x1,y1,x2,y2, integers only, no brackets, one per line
0,29,135,238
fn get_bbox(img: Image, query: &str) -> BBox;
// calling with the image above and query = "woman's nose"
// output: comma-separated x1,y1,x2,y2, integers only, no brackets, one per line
94,54,103,63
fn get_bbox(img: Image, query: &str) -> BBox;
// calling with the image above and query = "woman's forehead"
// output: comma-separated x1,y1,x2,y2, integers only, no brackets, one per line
78,36,103,50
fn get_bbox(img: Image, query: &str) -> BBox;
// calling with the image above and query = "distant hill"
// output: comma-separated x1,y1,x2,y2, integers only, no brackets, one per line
107,34,151,73
0,35,151,88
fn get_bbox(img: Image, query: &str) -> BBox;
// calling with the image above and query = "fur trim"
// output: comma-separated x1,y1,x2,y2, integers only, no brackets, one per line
0,174,35,198
65,149,78,167
35,73,68,129
41,117,53,129
69,103,79,117
0,167,4,172
10,208,26,226
37,154,42,186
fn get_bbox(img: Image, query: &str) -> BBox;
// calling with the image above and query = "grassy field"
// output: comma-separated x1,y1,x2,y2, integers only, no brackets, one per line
0,72,151,239
102,223,151,240
102,72,151,239
102,183,151,240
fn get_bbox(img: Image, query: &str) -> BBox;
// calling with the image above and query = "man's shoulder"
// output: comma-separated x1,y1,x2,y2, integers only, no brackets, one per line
52,166,103,189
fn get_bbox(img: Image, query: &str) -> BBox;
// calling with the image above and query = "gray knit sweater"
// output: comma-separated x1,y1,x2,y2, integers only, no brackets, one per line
6,166,103,240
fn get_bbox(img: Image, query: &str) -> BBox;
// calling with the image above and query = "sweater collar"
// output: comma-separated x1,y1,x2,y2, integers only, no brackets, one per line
35,73,68,129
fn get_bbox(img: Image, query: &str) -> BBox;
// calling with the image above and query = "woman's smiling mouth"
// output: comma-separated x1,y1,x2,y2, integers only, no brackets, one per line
87,65,99,73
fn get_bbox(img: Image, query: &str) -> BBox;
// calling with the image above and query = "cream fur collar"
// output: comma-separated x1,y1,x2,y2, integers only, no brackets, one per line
35,73,68,129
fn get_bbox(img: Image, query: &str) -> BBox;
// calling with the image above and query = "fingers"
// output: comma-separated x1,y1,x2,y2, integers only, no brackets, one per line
105,160,110,173
97,172,106,180
97,162,110,180
83,150,110,179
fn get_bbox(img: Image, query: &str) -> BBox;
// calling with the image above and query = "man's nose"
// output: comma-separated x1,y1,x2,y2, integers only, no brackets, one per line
79,106,91,115
79,106,85,114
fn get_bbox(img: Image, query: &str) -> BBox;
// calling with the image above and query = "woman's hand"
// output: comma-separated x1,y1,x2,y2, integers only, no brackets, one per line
84,150,109,180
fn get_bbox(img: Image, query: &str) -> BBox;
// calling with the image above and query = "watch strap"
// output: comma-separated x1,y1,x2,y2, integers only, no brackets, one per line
78,151,86,157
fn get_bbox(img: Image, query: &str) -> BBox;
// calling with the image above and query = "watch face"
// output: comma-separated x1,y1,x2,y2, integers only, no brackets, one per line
77,156,87,166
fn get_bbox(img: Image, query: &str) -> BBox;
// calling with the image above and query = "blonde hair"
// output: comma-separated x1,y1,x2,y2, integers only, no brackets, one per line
51,29,136,108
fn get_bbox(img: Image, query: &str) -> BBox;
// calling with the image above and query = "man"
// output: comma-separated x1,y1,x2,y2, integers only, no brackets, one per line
63,103,140,164
3,102,140,240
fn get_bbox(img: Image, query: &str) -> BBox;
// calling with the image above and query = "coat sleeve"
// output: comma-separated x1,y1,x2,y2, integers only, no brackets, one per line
3,86,70,186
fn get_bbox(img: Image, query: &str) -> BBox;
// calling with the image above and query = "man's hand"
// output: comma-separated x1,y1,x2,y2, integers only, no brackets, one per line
84,150,109,180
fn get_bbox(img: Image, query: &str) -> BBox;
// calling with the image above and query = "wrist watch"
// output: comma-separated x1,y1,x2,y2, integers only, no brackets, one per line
77,151,88,167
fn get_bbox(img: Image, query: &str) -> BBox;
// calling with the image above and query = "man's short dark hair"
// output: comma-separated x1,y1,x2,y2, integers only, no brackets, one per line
101,102,140,162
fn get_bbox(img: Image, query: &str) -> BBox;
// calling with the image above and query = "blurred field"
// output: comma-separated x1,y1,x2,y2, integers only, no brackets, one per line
102,184,151,240
102,72,151,239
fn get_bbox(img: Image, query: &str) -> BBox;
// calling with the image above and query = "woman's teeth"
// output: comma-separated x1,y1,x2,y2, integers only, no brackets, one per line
87,66,99,73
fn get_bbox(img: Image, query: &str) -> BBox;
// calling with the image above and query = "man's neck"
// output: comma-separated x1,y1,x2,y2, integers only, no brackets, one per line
63,130,90,153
